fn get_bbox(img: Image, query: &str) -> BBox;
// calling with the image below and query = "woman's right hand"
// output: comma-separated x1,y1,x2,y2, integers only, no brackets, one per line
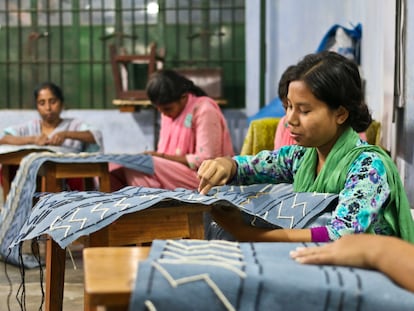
197,156,237,195
34,134,49,146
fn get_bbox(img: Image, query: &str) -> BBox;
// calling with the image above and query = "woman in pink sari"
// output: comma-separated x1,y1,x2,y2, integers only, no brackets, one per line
110,69,234,191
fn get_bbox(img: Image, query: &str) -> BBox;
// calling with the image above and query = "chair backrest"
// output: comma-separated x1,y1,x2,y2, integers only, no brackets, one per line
365,120,381,146
240,117,280,155
174,67,226,104
110,43,163,100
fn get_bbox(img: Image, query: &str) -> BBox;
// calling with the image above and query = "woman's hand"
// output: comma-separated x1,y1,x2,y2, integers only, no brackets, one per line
47,132,66,146
143,151,163,157
34,134,49,146
197,157,237,195
290,234,414,293
290,234,377,269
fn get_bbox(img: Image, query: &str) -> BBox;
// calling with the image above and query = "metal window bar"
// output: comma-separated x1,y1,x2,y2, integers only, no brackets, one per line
0,0,245,110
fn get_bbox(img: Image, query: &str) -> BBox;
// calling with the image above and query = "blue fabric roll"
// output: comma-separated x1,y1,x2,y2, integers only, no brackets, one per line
129,239,414,311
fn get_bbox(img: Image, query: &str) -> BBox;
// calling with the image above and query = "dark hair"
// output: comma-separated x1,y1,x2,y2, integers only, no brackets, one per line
278,65,296,106
146,69,207,106
290,51,372,132
34,81,64,104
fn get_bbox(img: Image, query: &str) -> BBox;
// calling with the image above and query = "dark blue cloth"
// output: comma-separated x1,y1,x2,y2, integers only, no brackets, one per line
12,184,337,265
0,151,154,267
247,97,286,124
129,239,414,311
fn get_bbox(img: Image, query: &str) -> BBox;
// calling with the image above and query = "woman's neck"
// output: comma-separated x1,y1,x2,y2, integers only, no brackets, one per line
41,118,62,134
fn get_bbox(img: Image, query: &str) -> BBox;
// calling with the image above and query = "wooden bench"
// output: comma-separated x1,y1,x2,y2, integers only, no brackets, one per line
83,246,150,311
46,202,210,311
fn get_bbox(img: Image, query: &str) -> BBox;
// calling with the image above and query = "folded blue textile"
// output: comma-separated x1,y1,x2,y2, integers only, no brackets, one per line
11,183,337,267
129,239,414,311
0,151,153,267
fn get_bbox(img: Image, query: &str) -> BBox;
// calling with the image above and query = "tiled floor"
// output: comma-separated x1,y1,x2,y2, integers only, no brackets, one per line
0,186,84,311
0,241,85,311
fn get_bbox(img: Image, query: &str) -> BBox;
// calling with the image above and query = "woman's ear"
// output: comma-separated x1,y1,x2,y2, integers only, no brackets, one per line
336,106,349,125
180,93,188,104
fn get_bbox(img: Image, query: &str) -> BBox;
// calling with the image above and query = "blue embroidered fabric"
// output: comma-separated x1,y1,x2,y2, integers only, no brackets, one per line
0,150,154,267
129,239,414,311
11,183,337,267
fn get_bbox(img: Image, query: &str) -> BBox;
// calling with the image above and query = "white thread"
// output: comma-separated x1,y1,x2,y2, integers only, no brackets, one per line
163,246,243,258
68,208,87,229
114,197,130,211
152,261,236,311
90,202,109,220
157,258,246,278
162,250,243,262
49,216,71,237
291,193,307,217
144,300,157,311
166,239,241,252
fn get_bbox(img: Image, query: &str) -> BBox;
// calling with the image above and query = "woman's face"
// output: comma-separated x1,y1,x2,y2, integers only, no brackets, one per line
155,94,187,119
36,88,63,124
286,80,348,153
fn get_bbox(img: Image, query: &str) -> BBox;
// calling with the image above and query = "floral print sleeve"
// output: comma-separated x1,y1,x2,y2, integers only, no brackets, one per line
327,151,391,240
232,145,307,185
232,144,392,241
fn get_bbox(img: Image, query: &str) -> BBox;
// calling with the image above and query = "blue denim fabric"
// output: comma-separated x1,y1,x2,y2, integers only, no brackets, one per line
0,151,153,267
129,239,414,311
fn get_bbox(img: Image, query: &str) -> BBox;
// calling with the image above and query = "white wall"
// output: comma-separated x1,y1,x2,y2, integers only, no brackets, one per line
0,108,248,155
399,0,414,204
245,1,261,117
247,0,395,135
0,109,154,154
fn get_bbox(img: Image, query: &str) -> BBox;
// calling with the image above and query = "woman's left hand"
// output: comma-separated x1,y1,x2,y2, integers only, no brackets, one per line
47,132,65,146
143,151,164,158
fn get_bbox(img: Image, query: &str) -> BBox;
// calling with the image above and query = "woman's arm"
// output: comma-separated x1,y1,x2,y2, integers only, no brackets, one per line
48,130,96,146
186,100,231,168
290,234,414,293
323,152,391,240
143,150,188,166
210,206,312,242
0,134,48,146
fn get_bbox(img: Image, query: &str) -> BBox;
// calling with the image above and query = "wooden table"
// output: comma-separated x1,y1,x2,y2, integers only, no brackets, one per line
46,202,210,311
0,148,48,201
0,148,114,311
39,161,111,311
83,246,150,311
0,149,210,311
0,148,111,200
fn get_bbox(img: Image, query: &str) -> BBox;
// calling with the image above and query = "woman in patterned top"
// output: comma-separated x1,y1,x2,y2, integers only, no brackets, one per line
110,69,234,191
198,51,414,243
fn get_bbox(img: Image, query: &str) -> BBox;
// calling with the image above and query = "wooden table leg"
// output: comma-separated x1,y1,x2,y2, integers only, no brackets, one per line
84,290,98,311
45,238,66,311
41,165,62,193
187,210,206,239
2,164,11,202
98,163,111,192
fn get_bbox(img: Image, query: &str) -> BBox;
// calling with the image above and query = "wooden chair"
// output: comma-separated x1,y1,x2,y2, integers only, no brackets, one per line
240,118,280,155
366,120,381,146
174,67,227,105
110,42,164,101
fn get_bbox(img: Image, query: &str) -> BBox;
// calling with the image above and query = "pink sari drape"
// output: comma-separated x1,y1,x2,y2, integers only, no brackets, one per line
110,94,234,190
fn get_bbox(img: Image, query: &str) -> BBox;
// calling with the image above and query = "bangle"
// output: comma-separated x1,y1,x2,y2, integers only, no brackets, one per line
161,153,165,158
